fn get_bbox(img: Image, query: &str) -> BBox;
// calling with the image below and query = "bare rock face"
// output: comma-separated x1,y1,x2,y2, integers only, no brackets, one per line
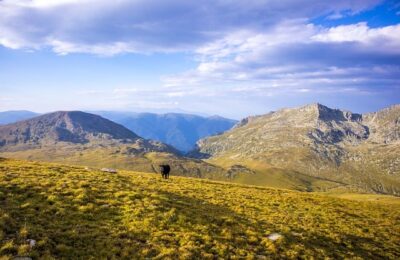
362,104,400,144
197,103,400,195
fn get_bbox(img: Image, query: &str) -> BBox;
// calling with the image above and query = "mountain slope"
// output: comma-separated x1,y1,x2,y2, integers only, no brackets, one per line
196,104,400,195
94,111,237,152
0,110,38,125
363,104,400,143
0,158,399,258
0,111,139,148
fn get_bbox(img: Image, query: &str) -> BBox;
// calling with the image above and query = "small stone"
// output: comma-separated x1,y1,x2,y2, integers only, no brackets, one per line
267,233,282,241
101,168,117,173
27,239,36,248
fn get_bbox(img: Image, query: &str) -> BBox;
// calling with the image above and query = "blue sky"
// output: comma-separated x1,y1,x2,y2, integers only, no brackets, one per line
0,0,399,119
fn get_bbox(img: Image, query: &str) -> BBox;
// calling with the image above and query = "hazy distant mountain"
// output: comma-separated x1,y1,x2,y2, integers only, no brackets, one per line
196,103,400,195
93,111,237,152
0,110,39,125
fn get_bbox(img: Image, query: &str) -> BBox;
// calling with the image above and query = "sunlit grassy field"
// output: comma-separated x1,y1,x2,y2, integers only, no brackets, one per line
0,158,399,259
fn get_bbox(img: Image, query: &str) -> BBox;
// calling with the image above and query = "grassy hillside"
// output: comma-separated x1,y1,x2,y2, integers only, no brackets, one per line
0,145,378,193
1,145,344,192
206,157,348,192
0,158,399,259
0,146,228,180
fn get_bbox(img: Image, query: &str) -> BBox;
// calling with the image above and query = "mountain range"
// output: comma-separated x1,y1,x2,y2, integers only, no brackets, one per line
0,110,39,125
0,104,399,195
0,110,236,152
0,111,227,178
93,111,237,152
196,103,400,195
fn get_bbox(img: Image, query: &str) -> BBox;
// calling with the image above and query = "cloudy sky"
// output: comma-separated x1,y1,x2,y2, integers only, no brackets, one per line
0,0,399,119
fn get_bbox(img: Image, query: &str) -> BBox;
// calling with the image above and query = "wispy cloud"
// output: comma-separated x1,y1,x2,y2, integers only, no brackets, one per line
312,22,400,49
162,20,400,96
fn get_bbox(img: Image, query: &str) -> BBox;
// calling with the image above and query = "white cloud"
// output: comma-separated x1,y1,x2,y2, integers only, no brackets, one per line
47,40,138,56
165,92,186,97
0,0,381,55
326,12,344,20
312,22,400,50
162,21,400,96
2,0,89,8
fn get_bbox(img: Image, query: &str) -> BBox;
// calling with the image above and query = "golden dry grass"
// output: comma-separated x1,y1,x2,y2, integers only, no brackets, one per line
0,158,399,259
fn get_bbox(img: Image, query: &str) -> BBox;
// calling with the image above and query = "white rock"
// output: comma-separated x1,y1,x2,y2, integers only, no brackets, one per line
101,168,117,173
267,233,282,241
27,239,36,248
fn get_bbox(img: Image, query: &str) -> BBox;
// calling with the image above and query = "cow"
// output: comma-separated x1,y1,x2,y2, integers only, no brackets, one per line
159,164,171,179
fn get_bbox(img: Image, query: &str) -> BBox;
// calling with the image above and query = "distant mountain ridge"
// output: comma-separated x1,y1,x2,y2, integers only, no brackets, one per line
93,111,237,152
197,103,400,195
0,110,237,152
0,110,39,125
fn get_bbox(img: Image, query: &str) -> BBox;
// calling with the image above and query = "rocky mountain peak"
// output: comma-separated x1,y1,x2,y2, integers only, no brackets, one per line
362,104,400,143
300,103,362,122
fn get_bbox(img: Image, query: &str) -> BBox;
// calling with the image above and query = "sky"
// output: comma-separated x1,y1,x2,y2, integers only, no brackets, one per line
0,0,399,119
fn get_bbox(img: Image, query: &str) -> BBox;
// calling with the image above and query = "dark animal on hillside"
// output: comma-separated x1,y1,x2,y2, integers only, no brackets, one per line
160,164,171,179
